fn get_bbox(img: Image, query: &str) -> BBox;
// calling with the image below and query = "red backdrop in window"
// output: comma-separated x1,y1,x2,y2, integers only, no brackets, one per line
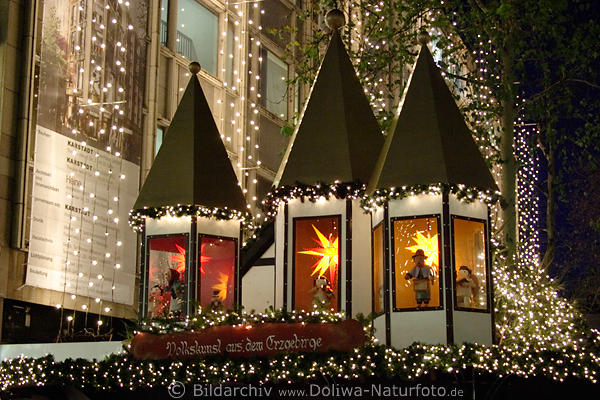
198,236,236,309
294,216,340,312
147,235,187,319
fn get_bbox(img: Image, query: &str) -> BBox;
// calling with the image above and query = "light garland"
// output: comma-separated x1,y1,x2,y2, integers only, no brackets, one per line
128,204,255,232
364,183,502,211
136,308,347,335
258,181,501,219
1,308,599,392
260,182,366,218
39,0,140,317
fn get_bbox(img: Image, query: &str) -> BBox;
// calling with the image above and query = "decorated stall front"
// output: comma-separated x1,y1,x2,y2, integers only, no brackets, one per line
131,12,499,354
129,62,250,319
261,9,384,318
366,42,499,348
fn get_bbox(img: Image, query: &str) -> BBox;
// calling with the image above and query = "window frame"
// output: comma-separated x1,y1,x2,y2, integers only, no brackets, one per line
371,221,385,316
196,233,239,310
451,215,492,314
390,214,444,312
145,233,190,319
154,125,166,157
173,0,220,76
292,214,342,312
259,47,290,121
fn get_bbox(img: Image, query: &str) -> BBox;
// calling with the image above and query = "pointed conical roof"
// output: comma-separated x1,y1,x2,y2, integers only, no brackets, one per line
274,30,384,187
133,67,247,213
368,45,498,192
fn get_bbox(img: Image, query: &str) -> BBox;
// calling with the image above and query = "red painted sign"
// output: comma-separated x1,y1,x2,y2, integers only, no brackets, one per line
130,319,365,360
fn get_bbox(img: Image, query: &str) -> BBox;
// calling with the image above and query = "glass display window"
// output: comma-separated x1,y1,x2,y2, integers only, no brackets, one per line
198,235,237,310
392,216,442,310
293,215,341,312
146,234,188,319
372,223,385,315
452,216,489,311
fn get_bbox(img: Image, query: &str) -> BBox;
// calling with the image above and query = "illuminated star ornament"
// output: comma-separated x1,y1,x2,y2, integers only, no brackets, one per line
299,225,339,282
212,273,229,302
170,244,187,276
198,243,214,275
406,232,439,266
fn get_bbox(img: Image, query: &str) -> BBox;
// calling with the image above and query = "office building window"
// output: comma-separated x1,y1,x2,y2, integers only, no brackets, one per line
177,0,218,76
160,0,168,46
392,216,442,310
294,216,340,312
155,126,164,156
225,20,235,88
260,49,288,120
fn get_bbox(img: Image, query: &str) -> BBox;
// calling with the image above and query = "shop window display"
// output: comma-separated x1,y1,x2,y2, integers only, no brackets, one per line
147,235,188,318
198,236,237,310
294,216,341,312
392,216,441,310
452,217,488,311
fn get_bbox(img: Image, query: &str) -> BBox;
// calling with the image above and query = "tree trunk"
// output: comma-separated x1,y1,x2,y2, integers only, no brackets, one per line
499,48,518,264
541,127,556,271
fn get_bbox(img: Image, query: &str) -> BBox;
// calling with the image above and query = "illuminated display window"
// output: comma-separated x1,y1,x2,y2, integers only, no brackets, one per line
392,216,442,311
452,216,489,311
146,234,188,319
372,223,384,315
293,216,341,312
198,236,237,310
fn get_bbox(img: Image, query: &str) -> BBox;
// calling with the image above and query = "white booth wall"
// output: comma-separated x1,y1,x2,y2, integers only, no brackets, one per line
387,194,447,349
449,196,493,346
242,244,276,313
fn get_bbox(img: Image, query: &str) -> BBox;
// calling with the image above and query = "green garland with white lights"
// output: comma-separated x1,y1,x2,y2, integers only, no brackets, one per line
363,183,502,211
260,182,366,218
1,308,599,393
136,308,347,335
128,205,254,232
260,182,502,219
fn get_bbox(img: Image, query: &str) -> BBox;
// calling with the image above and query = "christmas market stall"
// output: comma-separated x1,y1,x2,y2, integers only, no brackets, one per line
129,62,250,319
365,40,500,348
254,9,384,318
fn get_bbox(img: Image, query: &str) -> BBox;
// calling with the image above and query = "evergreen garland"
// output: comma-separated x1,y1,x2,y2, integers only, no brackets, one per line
128,205,254,232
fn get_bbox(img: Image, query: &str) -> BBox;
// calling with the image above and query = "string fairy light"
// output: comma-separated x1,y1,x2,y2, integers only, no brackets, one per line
10,0,597,390
45,0,143,329
0,308,598,390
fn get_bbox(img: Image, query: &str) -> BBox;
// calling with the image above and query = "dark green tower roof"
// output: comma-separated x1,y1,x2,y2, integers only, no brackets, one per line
133,66,247,213
368,45,498,192
274,30,384,187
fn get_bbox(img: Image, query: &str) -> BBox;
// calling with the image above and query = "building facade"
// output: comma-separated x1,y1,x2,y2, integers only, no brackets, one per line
0,0,313,343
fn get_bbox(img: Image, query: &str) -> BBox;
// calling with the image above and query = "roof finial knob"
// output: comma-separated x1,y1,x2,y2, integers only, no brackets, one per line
189,61,201,75
418,29,430,46
326,9,345,30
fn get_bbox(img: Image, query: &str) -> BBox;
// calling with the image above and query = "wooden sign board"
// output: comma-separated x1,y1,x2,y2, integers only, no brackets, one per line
130,319,365,360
